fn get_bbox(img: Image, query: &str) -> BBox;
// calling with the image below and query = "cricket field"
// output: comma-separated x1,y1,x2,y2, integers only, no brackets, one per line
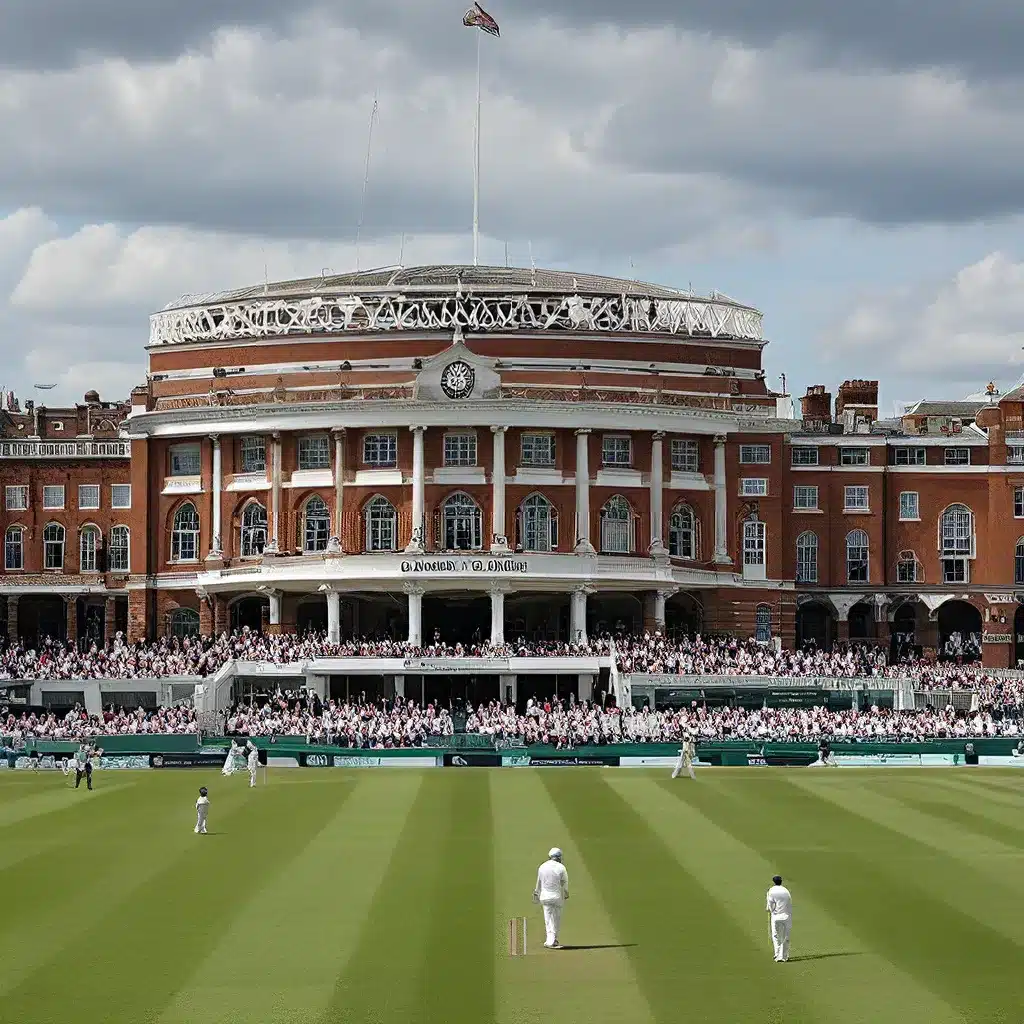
1,767,1022,1023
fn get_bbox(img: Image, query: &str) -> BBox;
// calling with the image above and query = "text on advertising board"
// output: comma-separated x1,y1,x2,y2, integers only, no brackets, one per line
400,558,529,574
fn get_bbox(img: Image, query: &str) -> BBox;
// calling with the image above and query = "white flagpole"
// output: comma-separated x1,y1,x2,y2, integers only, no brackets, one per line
473,30,481,266
356,93,378,272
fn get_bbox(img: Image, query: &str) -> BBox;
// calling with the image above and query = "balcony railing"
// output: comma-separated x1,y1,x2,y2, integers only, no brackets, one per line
0,440,130,459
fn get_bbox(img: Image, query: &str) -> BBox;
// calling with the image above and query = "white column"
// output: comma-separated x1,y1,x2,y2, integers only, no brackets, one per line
266,432,282,554
649,431,666,555
489,584,506,646
713,434,730,563
394,675,406,699
406,426,425,552
329,428,344,552
490,426,508,550
577,674,593,703
322,585,341,644
570,586,589,643
209,434,222,557
266,588,282,626
574,429,594,553
499,673,517,706
405,583,424,646
654,590,667,632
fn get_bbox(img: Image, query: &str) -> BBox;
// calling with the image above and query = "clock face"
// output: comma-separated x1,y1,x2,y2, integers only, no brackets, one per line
440,360,475,400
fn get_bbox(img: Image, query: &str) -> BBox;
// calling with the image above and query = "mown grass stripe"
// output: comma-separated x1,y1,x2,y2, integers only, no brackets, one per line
321,770,494,1024
540,769,816,1024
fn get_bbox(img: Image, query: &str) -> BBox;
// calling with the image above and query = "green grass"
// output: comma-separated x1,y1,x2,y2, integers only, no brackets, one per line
2,767,1024,1023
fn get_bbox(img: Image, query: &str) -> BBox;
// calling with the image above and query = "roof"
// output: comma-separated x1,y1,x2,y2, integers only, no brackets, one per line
163,264,758,313
904,400,989,418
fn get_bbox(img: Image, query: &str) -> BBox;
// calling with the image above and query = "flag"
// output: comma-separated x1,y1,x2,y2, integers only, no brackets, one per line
463,2,500,37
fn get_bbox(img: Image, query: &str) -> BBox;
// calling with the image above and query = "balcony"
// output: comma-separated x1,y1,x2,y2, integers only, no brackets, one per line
0,440,130,459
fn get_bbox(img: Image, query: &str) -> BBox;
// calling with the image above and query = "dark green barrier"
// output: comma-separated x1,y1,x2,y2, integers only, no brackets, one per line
2,735,200,755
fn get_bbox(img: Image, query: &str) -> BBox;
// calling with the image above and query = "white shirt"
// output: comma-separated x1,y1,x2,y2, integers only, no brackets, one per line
535,859,570,905
766,885,792,918
196,796,209,812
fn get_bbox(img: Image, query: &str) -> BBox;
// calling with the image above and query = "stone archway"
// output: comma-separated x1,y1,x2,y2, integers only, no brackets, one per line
937,599,982,662
796,601,834,652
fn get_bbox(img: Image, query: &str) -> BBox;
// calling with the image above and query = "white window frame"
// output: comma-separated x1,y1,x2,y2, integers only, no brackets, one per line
239,435,267,474
601,435,632,467
740,478,768,497
108,526,130,573
43,522,65,570
520,433,555,467
899,491,920,521
5,485,28,511
43,484,65,510
793,485,818,510
4,526,24,571
365,496,397,552
742,520,766,581
441,493,483,551
240,502,268,558
111,484,132,509
600,496,634,554
171,504,200,562
1016,540,1024,586
1009,445,1024,465
363,433,398,468
443,432,478,467
795,531,818,584
739,444,771,464
78,484,100,510
298,435,331,471
844,485,869,511
669,504,696,559
1017,487,1024,519
80,526,100,573
754,604,772,643
846,529,869,583
840,448,869,466
897,551,920,584
944,447,970,466
670,439,699,472
302,496,331,552
519,494,557,552
791,447,819,466
893,447,925,466
169,443,201,477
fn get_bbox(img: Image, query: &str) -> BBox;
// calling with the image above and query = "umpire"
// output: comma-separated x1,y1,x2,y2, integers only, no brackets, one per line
74,742,100,790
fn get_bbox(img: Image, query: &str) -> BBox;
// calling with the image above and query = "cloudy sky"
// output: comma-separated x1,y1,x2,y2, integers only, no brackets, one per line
3,0,1024,411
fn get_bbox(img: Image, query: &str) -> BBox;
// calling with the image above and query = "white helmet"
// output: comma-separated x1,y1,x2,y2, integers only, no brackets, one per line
548,847,563,861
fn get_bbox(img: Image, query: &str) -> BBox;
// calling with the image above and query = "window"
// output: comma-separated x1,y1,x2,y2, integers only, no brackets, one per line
791,447,819,467
1017,540,1024,586
78,484,100,510
441,493,483,550
169,607,200,638
671,439,699,472
298,435,330,470
239,436,266,474
669,504,696,559
897,551,920,584
1009,445,1024,465
5,485,28,511
844,486,869,511
303,496,331,552
793,486,818,510
796,532,818,583
519,494,557,552
108,526,129,572
940,503,973,584
754,605,771,643
171,503,200,562
600,495,634,554
894,447,925,466
740,478,768,497
742,520,766,577
444,433,477,467
900,491,920,521
840,448,869,466
846,529,869,583
170,443,201,476
80,526,100,572
240,502,268,557
363,433,397,467
1017,488,1024,519
602,436,632,467
111,484,132,509
739,445,771,464
520,433,555,467
365,496,397,551
43,485,64,510
945,447,970,466
5,527,23,570
43,522,65,570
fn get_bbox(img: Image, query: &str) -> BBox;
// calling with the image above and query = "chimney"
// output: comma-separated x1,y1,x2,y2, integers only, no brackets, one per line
800,385,832,431
836,380,878,434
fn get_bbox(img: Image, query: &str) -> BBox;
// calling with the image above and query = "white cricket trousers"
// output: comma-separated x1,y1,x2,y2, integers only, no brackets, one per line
195,809,208,834
541,901,563,947
771,914,791,961
672,753,695,779
222,753,235,776
249,767,257,787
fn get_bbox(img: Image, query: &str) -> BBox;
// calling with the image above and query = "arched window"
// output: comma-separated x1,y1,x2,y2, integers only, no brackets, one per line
518,494,557,552
171,503,200,562
669,504,696,559
240,502,268,557
365,496,397,552
441,493,482,550
846,529,869,583
5,526,24,571
302,496,330,552
169,607,200,638
80,525,100,572
109,526,130,573
897,550,920,584
754,604,772,643
600,495,634,554
43,522,65,570
1016,540,1024,586
795,531,818,584
742,519,766,580
940,503,974,584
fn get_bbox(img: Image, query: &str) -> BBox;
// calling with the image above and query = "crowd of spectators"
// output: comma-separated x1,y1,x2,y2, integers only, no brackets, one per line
2,704,197,742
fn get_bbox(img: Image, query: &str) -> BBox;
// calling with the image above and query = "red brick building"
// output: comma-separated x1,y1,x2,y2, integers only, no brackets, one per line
3,265,1023,666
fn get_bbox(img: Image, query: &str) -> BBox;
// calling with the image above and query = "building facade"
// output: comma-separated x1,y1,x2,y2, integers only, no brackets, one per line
2,265,1023,667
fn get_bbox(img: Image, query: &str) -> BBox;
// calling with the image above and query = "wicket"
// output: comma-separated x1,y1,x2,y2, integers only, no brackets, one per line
508,916,527,957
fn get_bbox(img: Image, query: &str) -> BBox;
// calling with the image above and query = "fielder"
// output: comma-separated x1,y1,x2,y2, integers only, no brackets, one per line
222,739,241,776
766,874,793,962
73,742,102,790
246,740,259,788
194,786,209,834
533,847,570,949
672,734,696,779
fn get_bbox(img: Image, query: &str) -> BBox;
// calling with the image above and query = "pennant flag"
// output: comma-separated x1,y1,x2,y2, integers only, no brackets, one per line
463,2,500,37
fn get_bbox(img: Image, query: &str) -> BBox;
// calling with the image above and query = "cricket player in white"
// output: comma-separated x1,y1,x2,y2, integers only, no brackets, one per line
766,874,793,962
195,786,209,834
672,734,696,779
246,741,259,787
222,739,241,776
534,848,570,949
